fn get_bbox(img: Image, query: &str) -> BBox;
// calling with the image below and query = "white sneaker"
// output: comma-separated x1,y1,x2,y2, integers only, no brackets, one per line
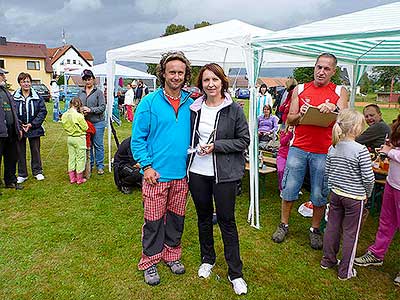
198,263,215,278
228,276,247,295
17,176,28,184
35,174,45,181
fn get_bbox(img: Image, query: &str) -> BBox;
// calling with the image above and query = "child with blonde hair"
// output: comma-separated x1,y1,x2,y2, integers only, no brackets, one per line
61,97,88,184
355,113,400,286
320,109,375,280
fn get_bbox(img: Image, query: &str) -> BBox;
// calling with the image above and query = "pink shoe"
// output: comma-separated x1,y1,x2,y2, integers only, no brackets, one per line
68,171,77,184
76,172,87,184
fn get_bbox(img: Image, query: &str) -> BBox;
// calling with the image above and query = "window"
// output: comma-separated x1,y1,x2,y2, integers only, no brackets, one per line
66,59,71,64
0,59,4,69
27,61,40,70
73,59,76,64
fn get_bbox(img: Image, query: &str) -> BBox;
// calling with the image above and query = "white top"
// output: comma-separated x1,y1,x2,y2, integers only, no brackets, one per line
257,92,273,116
50,81,59,98
124,88,134,105
189,101,224,176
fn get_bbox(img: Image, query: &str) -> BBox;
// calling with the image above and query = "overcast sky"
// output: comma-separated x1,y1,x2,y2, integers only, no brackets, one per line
1,0,398,71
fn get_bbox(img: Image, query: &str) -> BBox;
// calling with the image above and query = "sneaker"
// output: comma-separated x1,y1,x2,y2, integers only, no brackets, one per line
272,223,288,243
354,251,383,267
17,176,28,184
228,276,248,295
338,268,357,281
198,263,215,278
321,259,340,270
165,260,185,275
121,186,133,194
144,265,160,286
212,213,218,225
35,174,45,181
97,169,104,175
5,183,24,190
394,272,400,287
310,227,323,250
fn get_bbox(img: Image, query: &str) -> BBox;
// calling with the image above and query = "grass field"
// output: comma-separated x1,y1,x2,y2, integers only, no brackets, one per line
0,102,399,299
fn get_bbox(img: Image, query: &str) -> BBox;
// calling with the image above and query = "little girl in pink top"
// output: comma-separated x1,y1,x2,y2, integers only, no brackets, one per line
354,113,400,286
277,124,294,192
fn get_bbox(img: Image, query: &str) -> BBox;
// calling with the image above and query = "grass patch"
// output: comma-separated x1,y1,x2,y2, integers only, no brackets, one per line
0,103,399,299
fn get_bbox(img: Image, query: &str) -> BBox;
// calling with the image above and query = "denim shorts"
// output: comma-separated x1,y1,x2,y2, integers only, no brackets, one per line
281,146,329,207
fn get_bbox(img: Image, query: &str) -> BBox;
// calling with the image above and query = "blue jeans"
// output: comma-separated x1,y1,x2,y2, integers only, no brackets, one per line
91,120,105,170
281,146,329,206
53,96,59,122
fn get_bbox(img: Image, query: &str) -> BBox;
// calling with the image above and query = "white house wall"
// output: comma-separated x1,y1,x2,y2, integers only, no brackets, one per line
52,48,93,75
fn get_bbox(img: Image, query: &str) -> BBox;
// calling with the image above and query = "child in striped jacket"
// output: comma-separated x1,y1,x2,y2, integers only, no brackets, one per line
320,109,375,280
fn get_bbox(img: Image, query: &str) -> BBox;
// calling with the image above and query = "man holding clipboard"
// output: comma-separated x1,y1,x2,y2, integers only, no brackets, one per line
272,53,349,250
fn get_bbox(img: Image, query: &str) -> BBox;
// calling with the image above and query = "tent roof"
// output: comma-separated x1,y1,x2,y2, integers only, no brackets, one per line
66,63,156,79
252,2,400,66
106,19,315,68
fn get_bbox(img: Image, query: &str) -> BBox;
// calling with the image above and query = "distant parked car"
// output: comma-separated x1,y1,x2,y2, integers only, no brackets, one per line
183,86,203,99
235,88,250,99
32,84,51,102
59,85,81,102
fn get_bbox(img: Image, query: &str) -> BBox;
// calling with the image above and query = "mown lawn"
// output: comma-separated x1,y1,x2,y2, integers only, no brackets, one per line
0,102,399,299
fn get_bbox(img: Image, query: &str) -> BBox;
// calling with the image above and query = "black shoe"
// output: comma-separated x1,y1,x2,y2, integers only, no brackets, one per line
5,183,24,190
121,186,133,194
212,213,218,225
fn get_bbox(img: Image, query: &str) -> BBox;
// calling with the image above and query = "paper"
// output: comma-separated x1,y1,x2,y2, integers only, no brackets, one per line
299,106,338,127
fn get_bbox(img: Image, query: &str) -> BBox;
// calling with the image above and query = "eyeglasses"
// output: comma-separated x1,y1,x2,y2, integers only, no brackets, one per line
83,77,93,81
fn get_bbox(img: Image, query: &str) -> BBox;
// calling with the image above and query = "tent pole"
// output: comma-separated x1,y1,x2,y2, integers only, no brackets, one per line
106,59,116,173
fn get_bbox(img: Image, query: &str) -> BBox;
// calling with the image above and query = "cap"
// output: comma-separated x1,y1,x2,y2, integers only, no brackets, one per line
0,68,9,75
81,69,94,79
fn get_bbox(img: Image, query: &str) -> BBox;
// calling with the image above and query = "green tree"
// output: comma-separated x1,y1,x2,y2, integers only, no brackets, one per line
162,24,189,36
371,66,400,91
292,66,342,85
194,21,211,29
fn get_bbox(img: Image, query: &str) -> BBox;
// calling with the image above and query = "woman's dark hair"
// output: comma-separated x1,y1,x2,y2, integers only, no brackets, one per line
263,104,272,114
17,72,32,83
156,51,191,88
390,113,400,147
197,63,229,98
259,83,268,93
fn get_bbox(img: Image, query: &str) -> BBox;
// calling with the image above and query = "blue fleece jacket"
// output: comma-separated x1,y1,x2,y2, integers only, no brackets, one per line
131,88,193,182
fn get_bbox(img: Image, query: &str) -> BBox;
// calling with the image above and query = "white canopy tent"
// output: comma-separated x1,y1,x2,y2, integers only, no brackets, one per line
247,2,400,228
65,62,156,89
105,20,317,226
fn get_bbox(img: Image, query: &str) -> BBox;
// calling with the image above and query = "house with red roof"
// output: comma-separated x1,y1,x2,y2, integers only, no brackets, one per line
0,36,53,90
48,44,94,76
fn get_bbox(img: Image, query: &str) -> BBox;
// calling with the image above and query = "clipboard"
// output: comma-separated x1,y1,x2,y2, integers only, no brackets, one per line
299,106,338,127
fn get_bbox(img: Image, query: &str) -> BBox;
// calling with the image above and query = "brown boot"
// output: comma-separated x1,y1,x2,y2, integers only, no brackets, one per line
76,172,87,184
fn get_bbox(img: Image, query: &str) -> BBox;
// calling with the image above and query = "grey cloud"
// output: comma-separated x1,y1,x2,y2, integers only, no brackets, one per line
0,0,398,66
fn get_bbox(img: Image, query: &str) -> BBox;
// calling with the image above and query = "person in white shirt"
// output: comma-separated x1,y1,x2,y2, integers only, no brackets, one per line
50,74,60,122
256,83,273,117
124,83,135,122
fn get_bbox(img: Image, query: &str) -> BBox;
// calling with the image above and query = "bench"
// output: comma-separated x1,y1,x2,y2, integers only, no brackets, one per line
245,162,277,197
262,156,277,167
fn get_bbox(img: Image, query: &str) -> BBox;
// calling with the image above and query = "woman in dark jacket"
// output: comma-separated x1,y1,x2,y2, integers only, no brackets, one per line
13,72,47,183
78,69,106,175
187,63,250,296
